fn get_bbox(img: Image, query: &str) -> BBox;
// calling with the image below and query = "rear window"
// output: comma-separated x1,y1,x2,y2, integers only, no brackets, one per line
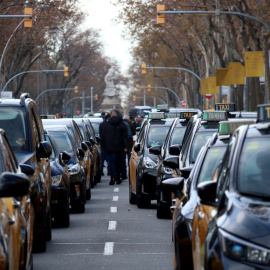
170,127,186,146
147,126,170,147
237,137,270,198
49,131,74,154
190,132,215,163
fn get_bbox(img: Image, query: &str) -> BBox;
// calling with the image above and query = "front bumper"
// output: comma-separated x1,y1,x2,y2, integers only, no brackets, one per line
69,173,84,205
140,168,157,200
51,187,69,217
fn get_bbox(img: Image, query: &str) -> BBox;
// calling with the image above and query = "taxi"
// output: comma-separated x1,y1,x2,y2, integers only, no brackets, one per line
0,128,33,269
163,119,255,270
191,104,270,269
129,112,175,208
155,110,199,218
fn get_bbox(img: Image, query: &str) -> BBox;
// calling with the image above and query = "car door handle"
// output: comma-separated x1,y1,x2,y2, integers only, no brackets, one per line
198,211,205,220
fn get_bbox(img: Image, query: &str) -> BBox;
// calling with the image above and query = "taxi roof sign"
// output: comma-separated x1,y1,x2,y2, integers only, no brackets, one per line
257,104,270,123
202,111,227,122
148,112,165,119
157,104,169,110
215,103,236,112
218,120,255,135
180,111,197,120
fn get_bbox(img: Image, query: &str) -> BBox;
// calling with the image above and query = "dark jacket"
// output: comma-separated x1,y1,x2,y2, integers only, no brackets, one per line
124,119,136,136
101,116,128,152
99,120,108,148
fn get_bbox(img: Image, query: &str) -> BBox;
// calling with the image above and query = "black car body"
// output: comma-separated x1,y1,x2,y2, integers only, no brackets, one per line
0,93,52,252
43,124,87,213
196,105,270,269
45,131,70,227
129,112,175,208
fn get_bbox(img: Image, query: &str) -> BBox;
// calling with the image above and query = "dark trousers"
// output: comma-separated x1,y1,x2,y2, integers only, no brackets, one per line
120,149,131,179
107,152,122,180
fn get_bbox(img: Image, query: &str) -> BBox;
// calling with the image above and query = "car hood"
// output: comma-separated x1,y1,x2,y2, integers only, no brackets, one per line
218,192,270,247
14,151,36,166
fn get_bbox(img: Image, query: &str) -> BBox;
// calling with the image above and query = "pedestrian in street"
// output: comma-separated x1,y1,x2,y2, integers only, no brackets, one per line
101,109,128,185
123,115,136,164
99,113,111,176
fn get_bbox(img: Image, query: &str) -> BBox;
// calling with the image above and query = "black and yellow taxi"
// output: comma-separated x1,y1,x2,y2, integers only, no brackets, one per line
129,112,175,208
192,104,270,269
154,110,199,218
43,124,87,213
163,118,255,270
0,93,52,252
0,128,33,269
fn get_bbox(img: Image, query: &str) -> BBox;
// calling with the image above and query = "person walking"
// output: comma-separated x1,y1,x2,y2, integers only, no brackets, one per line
123,115,136,164
101,110,128,185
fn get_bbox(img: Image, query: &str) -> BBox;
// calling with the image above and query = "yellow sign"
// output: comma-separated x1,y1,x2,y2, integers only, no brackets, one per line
208,77,219,94
245,51,264,77
201,78,208,95
228,62,245,84
216,68,230,86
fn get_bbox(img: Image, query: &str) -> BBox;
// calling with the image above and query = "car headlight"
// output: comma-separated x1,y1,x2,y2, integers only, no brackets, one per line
163,166,174,174
143,157,157,169
52,175,62,186
219,229,270,265
68,164,80,175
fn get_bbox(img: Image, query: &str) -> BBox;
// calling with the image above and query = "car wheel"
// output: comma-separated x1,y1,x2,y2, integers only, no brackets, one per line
90,173,95,188
46,207,52,241
129,179,136,204
55,211,70,227
33,228,46,253
86,186,91,200
136,178,150,208
156,189,171,219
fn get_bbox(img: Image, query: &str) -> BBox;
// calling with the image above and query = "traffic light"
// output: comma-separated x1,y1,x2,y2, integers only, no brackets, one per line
24,8,33,28
74,86,78,93
157,5,165,24
136,84,140,91
133,95,136,101
142,63,146,74
64,66,69,77
148,84,151,92
95,94,98,100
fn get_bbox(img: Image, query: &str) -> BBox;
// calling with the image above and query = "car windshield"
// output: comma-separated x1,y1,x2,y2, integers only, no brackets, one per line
170,127,186,146
49,131,74,155
45,135,56,160
78,126,85,140
91,122,100,135
0,107,29,151
237,137,270,198
190,132,215,163
197,146,227,184
147,126,170,148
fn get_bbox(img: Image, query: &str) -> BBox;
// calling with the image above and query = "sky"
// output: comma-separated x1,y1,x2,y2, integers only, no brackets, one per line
79,0,132,76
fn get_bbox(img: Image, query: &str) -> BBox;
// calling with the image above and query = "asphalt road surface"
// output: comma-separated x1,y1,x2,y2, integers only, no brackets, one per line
34,171,174,270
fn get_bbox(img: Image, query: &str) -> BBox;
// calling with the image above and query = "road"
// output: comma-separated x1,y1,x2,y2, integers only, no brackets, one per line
34,172,174,270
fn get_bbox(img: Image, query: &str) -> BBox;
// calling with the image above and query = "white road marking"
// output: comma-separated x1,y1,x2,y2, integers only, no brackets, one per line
104,242,114,255
112,196,119,201
110,207,117,213
114,187,119,192
108,221,117,230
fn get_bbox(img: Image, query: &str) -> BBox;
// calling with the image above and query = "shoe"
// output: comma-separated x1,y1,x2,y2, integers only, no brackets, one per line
116,179,122,185
109,178,115,185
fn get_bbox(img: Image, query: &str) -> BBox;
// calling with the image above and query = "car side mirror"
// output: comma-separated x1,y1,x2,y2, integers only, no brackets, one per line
149,145,161,156
85,141,92,148
169,144,182,156
60,151,71,165
180,166,193,178
19,164,35,176
95,135,101,143
39,141,52,158
163,156,179,169
81,142,88,152
0,172,30,197
136,127,141,132
90,138,95,145
197,181,218,207
162,177,185,198
134,143,140,153
77,148,85,161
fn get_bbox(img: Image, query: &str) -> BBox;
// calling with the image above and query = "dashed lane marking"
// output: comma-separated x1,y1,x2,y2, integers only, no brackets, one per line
114,187,119,192
110,207,117,213
104,242,114,255
112,196,119,201
108,221,117,230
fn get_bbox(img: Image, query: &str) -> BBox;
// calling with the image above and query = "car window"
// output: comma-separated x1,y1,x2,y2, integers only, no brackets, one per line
45,135,56,160
0,107,29,151
237,137,270,198
147,126,170,148
170,127,186,146
190,132,215,163
49,131,74,154
78,126,85,140
197,146,227,185
91,122,100,135
2,136,18,172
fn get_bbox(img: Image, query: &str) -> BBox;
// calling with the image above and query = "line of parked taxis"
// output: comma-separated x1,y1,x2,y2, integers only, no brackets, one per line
0,94,102,269
129,103,270,269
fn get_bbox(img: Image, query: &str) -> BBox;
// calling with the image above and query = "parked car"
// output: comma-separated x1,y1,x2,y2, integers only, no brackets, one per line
0,93,52,252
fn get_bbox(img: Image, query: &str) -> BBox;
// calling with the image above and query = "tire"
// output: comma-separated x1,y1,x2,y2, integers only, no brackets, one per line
33,228,46,253
86,187,91,200
90,174,95,188
46,207,52,241
129,180,136,204
55,212,70,228
136,180,150,209
156,189,171,219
